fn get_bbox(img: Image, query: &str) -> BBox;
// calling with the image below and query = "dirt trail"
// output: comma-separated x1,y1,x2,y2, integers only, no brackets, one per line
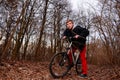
0,61,120,80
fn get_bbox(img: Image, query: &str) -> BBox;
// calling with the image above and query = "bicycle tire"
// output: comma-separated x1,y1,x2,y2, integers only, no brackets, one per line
49,52,70,78
75,57,82,75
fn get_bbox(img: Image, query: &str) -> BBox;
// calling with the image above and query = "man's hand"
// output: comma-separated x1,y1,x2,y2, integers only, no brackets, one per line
74,35,80,39
62,36,66,39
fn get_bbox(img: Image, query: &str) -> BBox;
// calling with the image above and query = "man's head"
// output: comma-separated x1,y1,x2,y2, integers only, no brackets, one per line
66,19,74,30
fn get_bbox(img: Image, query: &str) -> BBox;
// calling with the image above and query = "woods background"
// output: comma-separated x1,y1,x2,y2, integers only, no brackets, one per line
0,0,119,66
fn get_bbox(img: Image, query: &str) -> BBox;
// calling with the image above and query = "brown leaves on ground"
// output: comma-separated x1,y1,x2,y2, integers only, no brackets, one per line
0,61,120,80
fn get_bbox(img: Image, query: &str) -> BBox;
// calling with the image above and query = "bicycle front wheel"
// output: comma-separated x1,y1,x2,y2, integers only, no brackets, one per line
49,52,70,78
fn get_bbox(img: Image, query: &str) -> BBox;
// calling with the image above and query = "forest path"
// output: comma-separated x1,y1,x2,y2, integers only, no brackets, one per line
0,61,120,80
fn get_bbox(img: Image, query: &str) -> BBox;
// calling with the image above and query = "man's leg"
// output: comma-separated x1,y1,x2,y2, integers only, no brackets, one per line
80,45,87,75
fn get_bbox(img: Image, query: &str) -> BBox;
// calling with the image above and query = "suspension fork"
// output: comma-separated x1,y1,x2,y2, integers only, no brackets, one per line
59,53,67,66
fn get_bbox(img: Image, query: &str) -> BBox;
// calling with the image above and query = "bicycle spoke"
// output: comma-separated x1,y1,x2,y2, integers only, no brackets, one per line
49,52,70,78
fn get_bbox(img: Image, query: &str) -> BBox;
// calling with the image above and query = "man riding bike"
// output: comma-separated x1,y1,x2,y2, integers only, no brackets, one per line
62,19,89,78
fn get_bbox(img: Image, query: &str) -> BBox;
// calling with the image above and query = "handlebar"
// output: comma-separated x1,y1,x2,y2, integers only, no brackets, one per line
61,35,86,43
67,36,85,40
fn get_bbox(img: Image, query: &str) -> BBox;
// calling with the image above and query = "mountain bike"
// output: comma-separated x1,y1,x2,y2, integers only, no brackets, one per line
49,37,82,78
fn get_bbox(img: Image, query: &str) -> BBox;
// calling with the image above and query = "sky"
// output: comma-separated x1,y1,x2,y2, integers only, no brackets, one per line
69,0,98,12
69,0,99,41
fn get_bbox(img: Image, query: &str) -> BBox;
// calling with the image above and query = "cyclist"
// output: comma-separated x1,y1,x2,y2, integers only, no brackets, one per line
62,19,89,78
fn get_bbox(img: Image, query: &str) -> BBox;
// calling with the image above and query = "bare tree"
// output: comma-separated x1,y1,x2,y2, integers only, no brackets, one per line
89,0,120,65
34,0,49,61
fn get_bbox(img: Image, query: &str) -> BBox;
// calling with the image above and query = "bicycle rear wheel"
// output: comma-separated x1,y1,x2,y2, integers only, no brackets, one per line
49,52,70,78
75,57,82,74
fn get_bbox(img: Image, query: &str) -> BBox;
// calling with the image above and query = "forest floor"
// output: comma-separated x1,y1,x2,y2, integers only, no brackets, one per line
0,61,120,80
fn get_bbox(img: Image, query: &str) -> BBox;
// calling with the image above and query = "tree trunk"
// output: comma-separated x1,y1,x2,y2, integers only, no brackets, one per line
35,0,49,61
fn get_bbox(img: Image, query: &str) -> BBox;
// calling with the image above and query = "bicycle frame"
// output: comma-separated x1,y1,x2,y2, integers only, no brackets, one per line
67,41,80,65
